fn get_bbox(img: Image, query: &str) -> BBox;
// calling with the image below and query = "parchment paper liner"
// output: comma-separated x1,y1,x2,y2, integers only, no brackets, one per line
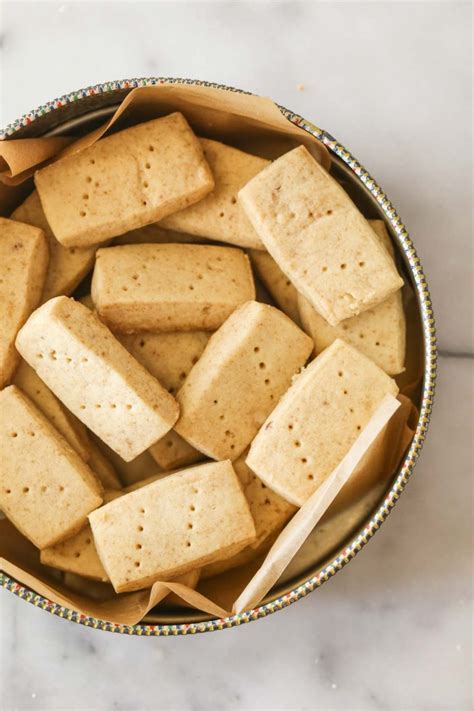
0,83,419,624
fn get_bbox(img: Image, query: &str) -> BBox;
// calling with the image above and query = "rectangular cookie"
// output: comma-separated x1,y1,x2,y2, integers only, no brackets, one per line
248,249,301,324
239,145,403,325
119,330,210,469
0,217,48,388
14,360,121,489
118,330,211,396
15,296,179,461
14,360,91,462
35,113,214,248
200,453,297,580
161,138,269,249
113,223,209,246
175,301,313,460
89,460,256,592
233,454,297,548
41,524,109,582
86,439,122,490
298,220,406,375
91,243,255,333
12,191,96,301
246,339,399,506
148,430,205,471
0,386,103,549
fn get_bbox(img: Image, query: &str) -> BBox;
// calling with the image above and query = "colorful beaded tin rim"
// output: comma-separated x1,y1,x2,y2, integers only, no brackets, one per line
0,77,437,635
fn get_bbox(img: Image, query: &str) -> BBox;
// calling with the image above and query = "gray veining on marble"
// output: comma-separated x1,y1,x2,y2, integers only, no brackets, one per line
0,2,472,710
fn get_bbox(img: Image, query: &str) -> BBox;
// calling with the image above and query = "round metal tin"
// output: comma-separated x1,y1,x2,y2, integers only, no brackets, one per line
0,77,437,635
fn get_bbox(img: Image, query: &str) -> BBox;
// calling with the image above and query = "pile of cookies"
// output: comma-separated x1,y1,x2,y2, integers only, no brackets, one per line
0,112,405,596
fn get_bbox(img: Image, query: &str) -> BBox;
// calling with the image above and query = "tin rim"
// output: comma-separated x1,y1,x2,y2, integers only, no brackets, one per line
0,77,437,635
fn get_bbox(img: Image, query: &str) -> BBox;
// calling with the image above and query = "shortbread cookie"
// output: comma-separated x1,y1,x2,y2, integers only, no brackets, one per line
113,223,207,246
161,139,269,249
149,430,205,471
12,191,96,301
200,455,296,579
119,330,210,469
298,220,406,375
246,339,399,506
35,113,214,248
89,461,256,592
233,454,296,547
248,249,300,323
14,360,90,462
0,217,48,387
41,524,108,582
86,440,122,490
175,301,313,460
0,386,103,549
239,145,403,325
15,296,179,461
91,243,255,333
119,331,210,396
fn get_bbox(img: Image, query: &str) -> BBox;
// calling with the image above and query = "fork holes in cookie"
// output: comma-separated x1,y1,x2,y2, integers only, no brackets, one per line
22,487,29,493
307,474,314,480
10,432,17,438
259,362,265,370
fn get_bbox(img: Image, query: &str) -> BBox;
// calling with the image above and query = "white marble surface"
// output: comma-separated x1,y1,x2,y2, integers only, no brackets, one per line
0,2,472,710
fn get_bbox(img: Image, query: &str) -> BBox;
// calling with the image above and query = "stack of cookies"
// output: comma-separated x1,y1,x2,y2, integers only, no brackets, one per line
0,112,405,596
